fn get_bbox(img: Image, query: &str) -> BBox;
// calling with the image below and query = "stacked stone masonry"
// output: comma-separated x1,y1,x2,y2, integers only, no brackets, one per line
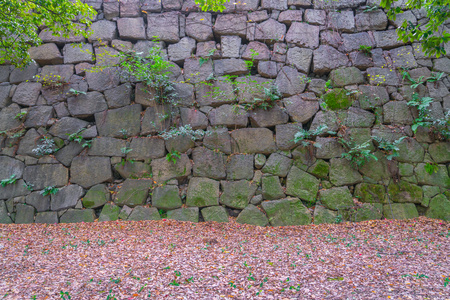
0,0,449,225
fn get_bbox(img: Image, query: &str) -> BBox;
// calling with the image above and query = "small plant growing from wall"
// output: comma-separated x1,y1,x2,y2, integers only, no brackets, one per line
34,74,67,90
166,149,181,164
32,136,58,157
424,162,439,175
40,186,58,196
1,175,17,187
372,136,406,161
292,125,331,148
339,139,378,168
358,45,372,56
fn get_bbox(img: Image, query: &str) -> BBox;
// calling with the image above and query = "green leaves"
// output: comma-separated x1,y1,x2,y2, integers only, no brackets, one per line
195,0,230,12
0,0,95,68
0,175,17,187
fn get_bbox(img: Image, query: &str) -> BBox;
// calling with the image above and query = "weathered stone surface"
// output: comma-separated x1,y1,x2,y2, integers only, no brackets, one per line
147,12,179,43
226,154,254,180
328,10,355,33
71,156,112,189
242,41,270,61
283,94,319,123
313,45,349,74
329,158,363,186
186,177,220,207
220,180,257,209
11,82,42,106
140,105,172,135
236,204,269,226
82,184,110,209
15,204,35,224
152,185,182,210
221,36,241,58
201,206,229,223
249,106,289,128
9,62,38,84
253,19,286,42
104,84,132,108
388,181,422,204
426,194,450,221
415,163,449,188
48,117,88,139
29,43,63,65
286,22,320,48
428,142,450,164
204,128,232,154
390,46,417,69
51,185,84,211
60,209,96,223
0,179,30,201
95,105,141,138
39,25,86,44
0,85,11,108
231,128,277,154
285,166,319,203
340,32,376,53
24,106,54,128
184,57,213,84
214,59,248,76
190,147,224,177
329,67,364,87
89,137,126,157
262,175,286,200
99,203,121,222
208,105,248,129
278,10,303,25
26,192,50,212
151,154,192,183
117,18,146,40
373,30,405,49
258,61,278,78
262,153,293,177
128,206,161,221
383,203,419,220
127,137,165,160
355,10,388,31
275,123,302,151
86,67,120,92
114,161,152,179
23,164,68,190
314,205,338,224
0,201,12,224
195,78,235,107
262,198,311,226
0,156,24,180
184,13,213,42
168,37,196,64
307,159,329,179
214,14,247,38
0,104,22,131
358,85,390,109
354,203,383,222
286,47,313,74
88,20,117,42
167,207,199,222
67,91,107,118
354,183,388,203
315,138,345,159
63,43,94,64
320,186,354,211
345,107,375,128
383,101,413,125
35,211,59,224
115,179,152,207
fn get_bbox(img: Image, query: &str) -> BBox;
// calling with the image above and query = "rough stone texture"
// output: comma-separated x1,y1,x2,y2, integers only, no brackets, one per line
152,185,182,210
261,153,293,177
201,206,229,223
115,179,152,207
329,67,364,87
383,203,419,220
127,206,161,221
286,47,313,74
12,82,42,106
262,175,286,200
214,14,247,38
51,185,84,211
99,203,121,222
95,105,142,138
319,186,354,211
209,105,248,129
192,147,226,180
355,10,388,31
117,18,146,40
60,209,96,223
70,156,112,189
286,166,319,203
67,92,108,118
329,158,363,186
354,203,383,222
286,23,319,49
35,211,59,224
313,45,349,74
151,154,192,183
328,11,355,33
415,163,450,188
354,183,388,203
29,43,63,65
186,13,213,42
231,128,277,154
82,184,110,209
426,194,450,221
236,205,269,226
23,164,68,190
262,198,311,226
314,205,338,224
147,12,179,43
186,177,220,207
226,154,254,180
220,180,257,209
167,207,199,222
88,20,117,42
253,19,286,43
15,204,35,224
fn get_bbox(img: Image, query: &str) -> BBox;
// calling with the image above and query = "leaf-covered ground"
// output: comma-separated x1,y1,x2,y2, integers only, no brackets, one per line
0,217,449,299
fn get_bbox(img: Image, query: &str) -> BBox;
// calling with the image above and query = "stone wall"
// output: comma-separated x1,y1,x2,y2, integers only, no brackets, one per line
0,0,449,225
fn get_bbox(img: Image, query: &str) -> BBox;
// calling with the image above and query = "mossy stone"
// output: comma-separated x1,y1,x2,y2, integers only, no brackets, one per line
354,183,388,203
60,209,96,223
383,203,419,220
425,194,450,221
128,206,161,221
167,207,199,223
115,179,152,207
285,166,319,203
261,153,293,177
35,211,58,224
314,205,337,224
415,163,450,188
236,204,269,227
99,203,121,222
261,198,311,226
201,206,229,223
353,203,383,222
220,180,257,209
322,88,353,110
83,184,110,209
262,175,286,200
186,177,220,207
319,186,353,211
387,181,423,204
152,185,182,210
307,159,329,179
398,163,414,177
329,158,363,186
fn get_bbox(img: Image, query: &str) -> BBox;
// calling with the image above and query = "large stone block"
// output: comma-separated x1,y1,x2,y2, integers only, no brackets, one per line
383,203,419,220
29,43,63,65
186,177,220,207
261,198,311,226
86,67,121,92
276,66,307,96
355,10,388,31
88,20,117,42
426,194,450,221
214,14,248,38
286,22,320,48
152,185,182,210
167,207,199,222
249,106,289,128
117,18,146,40
95,104,142,138
286,166,319,203
51,185,85,211
99,203,121,222
192,147,226,180
286,47,313,74
253,19,286,42
283,94,320,123
236,204,269,226
220,180,257,209
67,91,108,118
128,206,161,221
329,158,363,186
231,128,277,154
23,164,68,190
185,13,213,42
15,204,35,224
115,179,152,207
328,11,355,33
70,156,112,189
147,12,180,43
11,82,42,107
82,184,110,209
262,153,293,177
151,154,192,183
168,37,196,64
63,43,94,64
60,209,96,223
128,137,166,160
201,206,229,223
208,105,248,129
26,192,50,212
319,186,353,211
313,45,349,74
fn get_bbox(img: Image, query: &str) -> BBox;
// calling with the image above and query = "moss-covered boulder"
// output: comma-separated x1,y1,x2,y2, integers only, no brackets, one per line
329,67,364,87
359,151,395,182
152,185,182,210
353,203,383,222
329,158,363,186
98,203,121,222
422,185,440,207
286,166,320,203
307,159,329,179
428,142,450,164
322,88,353,110
15,204,35,224
220,180,257,209
118,205,133,220
261,153,293,177
0,201,13,224
35,211,58,224
60,209,96,223
262,175,286,200
319,186,354,211
201,206,229,223
236,204,269,226
115,179,152,207
383,203,419,220
167,207,199,222
83,184,110,209
387,181,423,204
314,205,338,224
354,183,388,203
396,138,425,163
261,198,311,226
186,177,220,207
415,163,450,188
425,194,450,221
128,206,160,221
